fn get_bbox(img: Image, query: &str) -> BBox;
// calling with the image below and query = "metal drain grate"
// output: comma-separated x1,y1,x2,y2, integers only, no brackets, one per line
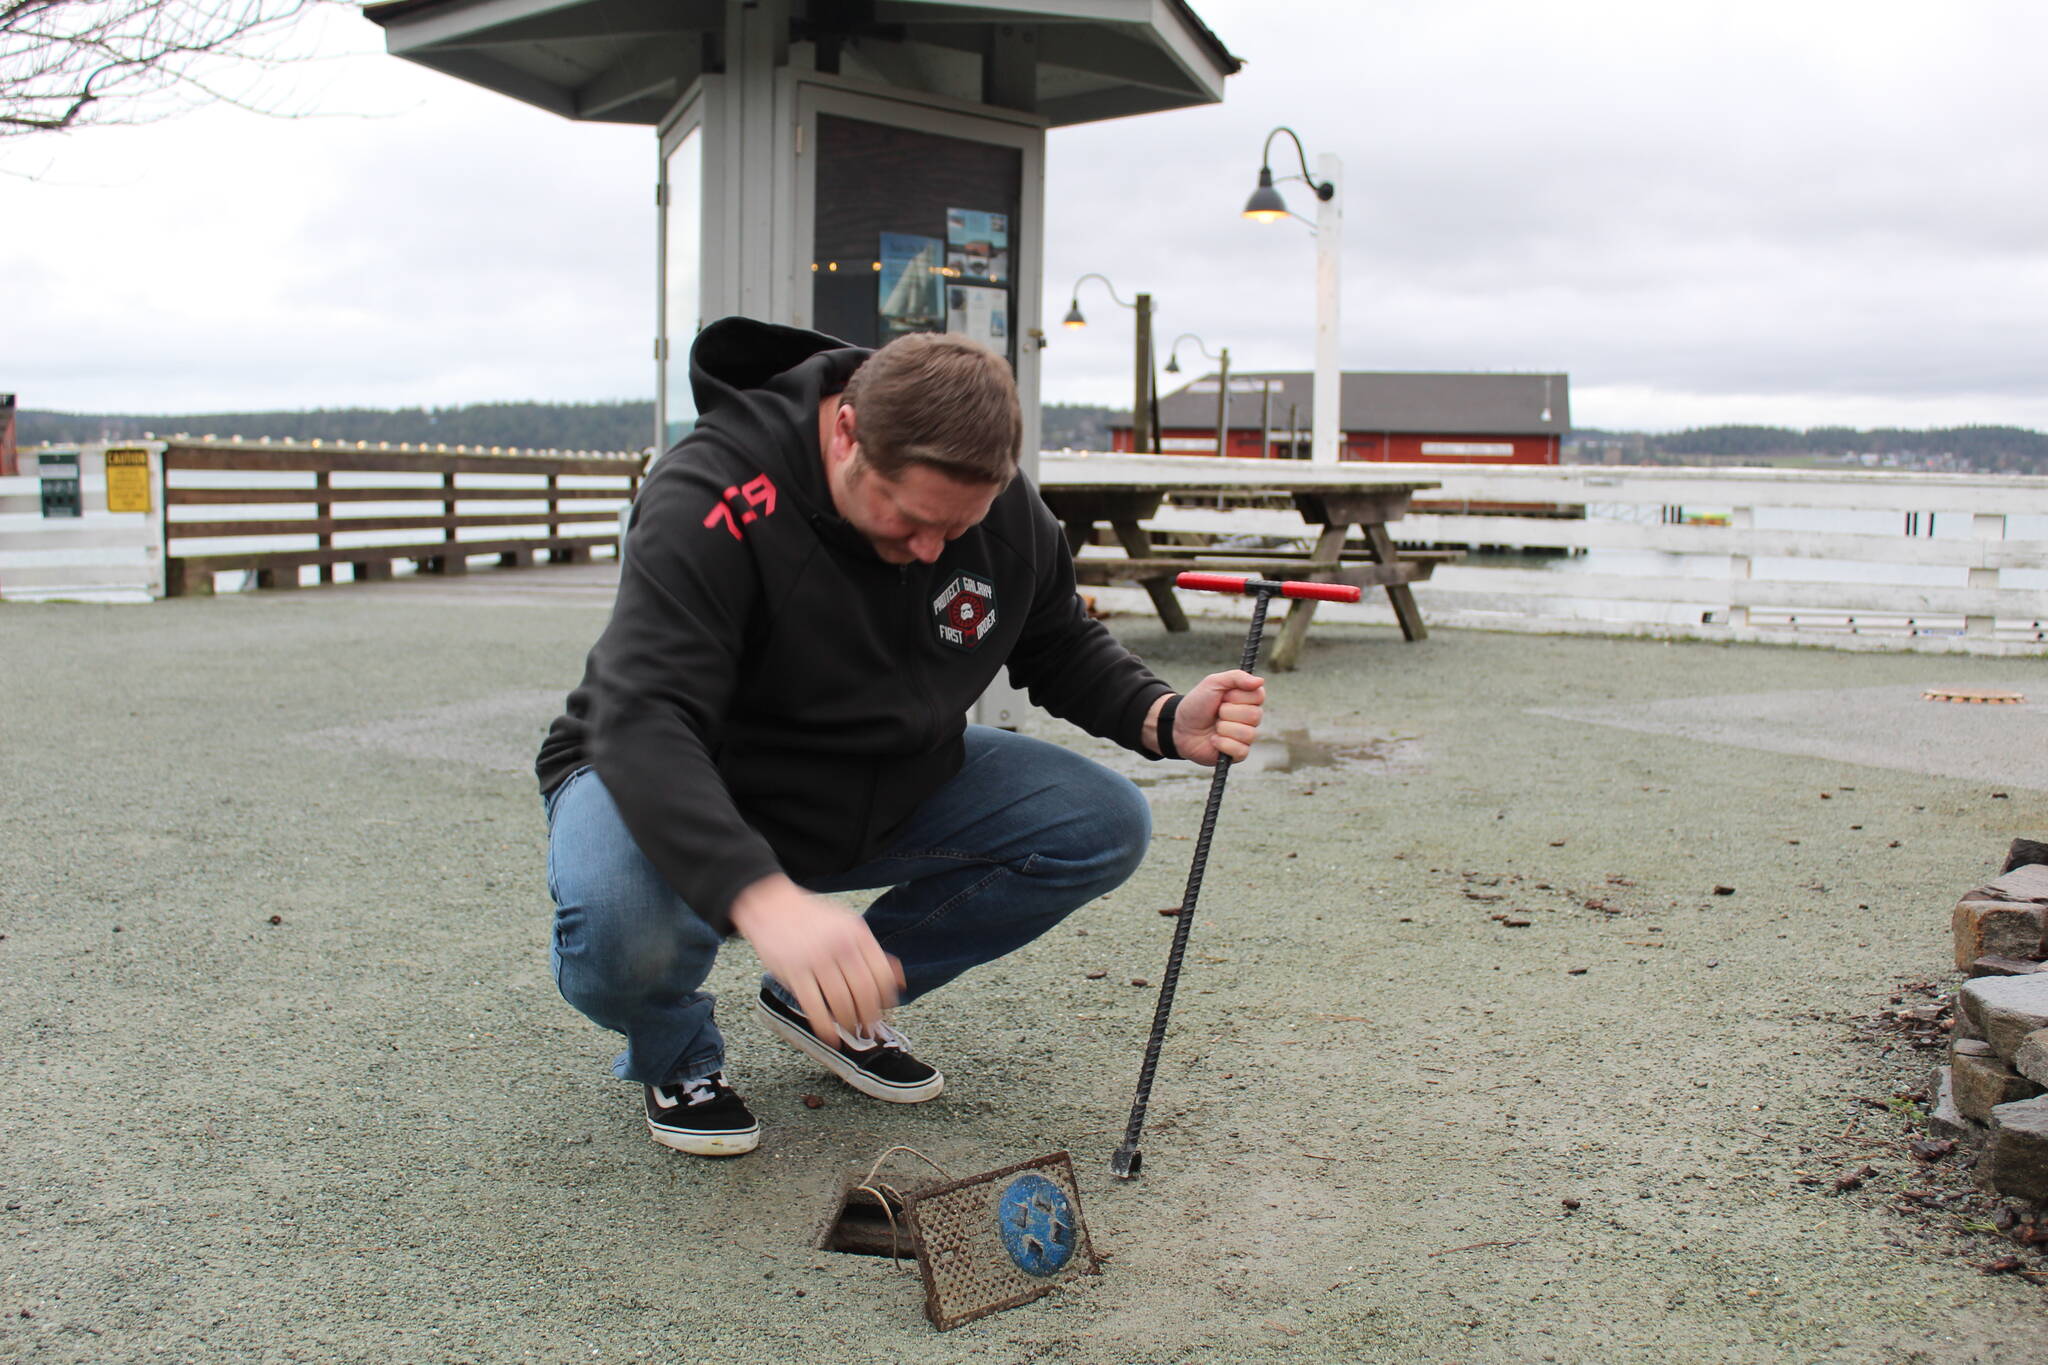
900,1151,1099,1330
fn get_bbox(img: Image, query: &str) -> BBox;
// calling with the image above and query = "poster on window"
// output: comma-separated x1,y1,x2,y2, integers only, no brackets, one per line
946,284,1009,352
878,233,945,339
945,207,1009,285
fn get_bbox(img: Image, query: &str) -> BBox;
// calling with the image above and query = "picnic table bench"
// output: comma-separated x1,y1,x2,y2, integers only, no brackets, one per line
1035,457,1454,669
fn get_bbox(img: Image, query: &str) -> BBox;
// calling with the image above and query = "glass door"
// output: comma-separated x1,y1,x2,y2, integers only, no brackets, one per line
793,81,1043,406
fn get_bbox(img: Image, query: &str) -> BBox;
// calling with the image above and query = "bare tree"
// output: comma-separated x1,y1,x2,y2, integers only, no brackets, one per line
2,0,330,137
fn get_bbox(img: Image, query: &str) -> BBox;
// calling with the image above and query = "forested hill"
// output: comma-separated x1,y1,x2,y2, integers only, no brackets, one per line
1569,425,2047,474
17,402,656,453
17,405,2044,474
22,400,1135,455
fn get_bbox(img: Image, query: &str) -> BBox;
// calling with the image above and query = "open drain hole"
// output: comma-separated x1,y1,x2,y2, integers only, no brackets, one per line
818,1186,912,1259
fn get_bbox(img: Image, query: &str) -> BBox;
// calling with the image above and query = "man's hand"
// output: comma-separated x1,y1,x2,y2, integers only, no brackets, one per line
729,875,903,1039
1167,669,1266,766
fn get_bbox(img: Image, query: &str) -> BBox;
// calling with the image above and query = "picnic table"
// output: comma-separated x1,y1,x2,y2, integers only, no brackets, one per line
1036,455,1453,669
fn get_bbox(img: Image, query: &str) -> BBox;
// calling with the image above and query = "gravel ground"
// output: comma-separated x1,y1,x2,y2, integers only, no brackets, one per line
3,578,2046,1364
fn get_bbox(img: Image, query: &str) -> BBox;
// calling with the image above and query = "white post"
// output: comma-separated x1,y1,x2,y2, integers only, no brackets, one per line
1312,152,1343,465
1726,505,1753,629
144,444,167,599
1966,512,2005,638
1215,348,1229,459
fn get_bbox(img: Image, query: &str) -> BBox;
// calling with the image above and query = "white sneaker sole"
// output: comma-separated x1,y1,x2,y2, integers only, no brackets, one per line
755,997,945,1104
647,1120,761,1157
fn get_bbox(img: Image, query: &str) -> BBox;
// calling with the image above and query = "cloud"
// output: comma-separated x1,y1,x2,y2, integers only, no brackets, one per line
1,8,649,412
5,0,2045,430
1041,0,2048,427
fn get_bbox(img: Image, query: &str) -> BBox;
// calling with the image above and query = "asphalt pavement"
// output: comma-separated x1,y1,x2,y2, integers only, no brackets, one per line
3,563,2045,1364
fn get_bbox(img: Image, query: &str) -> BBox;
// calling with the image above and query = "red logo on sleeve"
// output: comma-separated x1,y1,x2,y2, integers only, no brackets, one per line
703,473,778,540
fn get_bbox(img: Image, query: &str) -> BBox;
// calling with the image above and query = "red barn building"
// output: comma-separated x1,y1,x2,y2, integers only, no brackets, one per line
1111,371,1569,463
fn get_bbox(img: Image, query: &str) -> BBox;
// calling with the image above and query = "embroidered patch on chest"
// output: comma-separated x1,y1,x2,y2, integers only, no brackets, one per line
932,573,997,651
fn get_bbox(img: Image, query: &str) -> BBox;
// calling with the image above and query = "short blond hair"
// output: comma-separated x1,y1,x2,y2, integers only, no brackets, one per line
839,333,1020,485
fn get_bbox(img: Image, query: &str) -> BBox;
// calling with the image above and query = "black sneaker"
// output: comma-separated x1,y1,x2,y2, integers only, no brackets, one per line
643,1072,760,1156
755,987,944,1103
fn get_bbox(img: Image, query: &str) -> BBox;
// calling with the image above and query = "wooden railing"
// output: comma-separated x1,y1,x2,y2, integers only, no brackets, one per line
157,440,642,596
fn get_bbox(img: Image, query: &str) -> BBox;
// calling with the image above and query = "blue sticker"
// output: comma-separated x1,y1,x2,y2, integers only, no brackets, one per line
996,1173,1076,1277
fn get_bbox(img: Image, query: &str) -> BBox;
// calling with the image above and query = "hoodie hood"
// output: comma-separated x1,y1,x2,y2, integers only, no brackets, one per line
682,317,869,532
689,316,862,402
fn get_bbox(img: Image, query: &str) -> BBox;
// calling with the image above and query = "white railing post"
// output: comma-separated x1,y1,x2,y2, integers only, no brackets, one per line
137,443,168,599
1726,505,1754,629
1966,512,2005,638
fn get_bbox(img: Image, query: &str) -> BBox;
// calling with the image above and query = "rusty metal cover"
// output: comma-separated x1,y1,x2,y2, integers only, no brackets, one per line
1923,687,2026,704
899,1151,1100,1330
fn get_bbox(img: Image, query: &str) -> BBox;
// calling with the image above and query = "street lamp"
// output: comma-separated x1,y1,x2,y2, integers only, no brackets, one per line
1242,126,1342,465
1063,272,1158,455
1164,333,1232,459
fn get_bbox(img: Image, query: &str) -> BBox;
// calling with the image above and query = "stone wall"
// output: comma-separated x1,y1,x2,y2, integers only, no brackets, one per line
1934,840,2048,1199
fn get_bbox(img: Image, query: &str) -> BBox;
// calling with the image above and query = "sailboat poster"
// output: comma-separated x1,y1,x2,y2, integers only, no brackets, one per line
878,232,944,340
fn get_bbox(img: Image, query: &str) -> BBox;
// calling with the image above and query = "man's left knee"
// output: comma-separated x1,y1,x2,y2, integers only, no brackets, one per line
1073,767,1152,885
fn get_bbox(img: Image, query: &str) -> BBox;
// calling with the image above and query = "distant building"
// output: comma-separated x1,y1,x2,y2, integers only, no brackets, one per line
1112,371,1569,464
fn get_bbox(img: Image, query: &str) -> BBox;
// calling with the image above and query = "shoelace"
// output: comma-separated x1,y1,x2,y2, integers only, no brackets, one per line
678,1072,728,1105
837,1019,911,1054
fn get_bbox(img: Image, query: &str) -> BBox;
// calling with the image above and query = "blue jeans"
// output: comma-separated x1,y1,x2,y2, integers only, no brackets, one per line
543,726,1152,1086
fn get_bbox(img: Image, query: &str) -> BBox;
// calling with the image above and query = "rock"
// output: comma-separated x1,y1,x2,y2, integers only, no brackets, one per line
1958,973,2048,1058
1954,1038,1996,1058
1981,863,2048,903
1953,899,2047,972
1971,955,2048,978
1954,866,2048,970
2016,1029,2048,1087
2003,838,2048,874
1952,1053,2044,1122
1925,1064,1974,1146
1980,1095,2048,1201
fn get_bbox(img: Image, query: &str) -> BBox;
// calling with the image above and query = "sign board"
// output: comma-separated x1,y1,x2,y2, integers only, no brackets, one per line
105,448,153,513
39,452,81,518
1186,379,1274,395
1420,441,1516,458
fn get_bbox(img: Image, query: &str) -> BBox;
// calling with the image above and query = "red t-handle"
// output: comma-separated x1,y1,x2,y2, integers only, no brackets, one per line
1174,572,1362,604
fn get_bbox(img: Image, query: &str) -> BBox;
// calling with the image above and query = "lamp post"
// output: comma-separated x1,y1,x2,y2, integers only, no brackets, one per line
1064,273,1156,455
1243,127,1341,465
1163,334,1231,458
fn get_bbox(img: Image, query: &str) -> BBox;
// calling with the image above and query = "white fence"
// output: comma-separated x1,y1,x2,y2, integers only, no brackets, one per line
0,444,167,601
1043,456,2048,656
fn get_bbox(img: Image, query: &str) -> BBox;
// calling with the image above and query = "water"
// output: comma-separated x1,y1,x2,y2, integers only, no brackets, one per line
1506,506,2048,589
1432,505,2048,633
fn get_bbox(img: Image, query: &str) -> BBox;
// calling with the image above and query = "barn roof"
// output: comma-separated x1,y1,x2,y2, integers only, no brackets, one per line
1156,371,1572,435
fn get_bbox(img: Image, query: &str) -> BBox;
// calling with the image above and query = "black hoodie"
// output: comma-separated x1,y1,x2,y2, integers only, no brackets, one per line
536,318,1172,935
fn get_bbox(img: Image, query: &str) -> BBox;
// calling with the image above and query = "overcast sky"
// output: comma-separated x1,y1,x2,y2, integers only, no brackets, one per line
4,0,2045,432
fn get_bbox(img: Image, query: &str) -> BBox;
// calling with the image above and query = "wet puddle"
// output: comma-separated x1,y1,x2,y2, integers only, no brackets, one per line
1129,728,1421,785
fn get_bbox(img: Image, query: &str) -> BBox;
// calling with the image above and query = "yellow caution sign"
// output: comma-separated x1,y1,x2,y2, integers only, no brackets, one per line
105,447,151,514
